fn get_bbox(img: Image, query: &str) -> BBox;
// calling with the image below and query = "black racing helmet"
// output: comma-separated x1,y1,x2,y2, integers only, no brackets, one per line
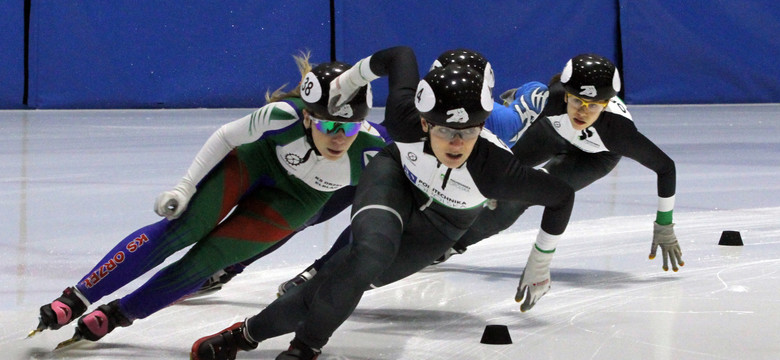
431,48,495,98
560,54,621,101
300,62,372,121
415,64,493,129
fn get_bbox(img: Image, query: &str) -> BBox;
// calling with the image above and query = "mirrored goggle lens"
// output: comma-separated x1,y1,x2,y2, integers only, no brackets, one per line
312,118,362,137
431,125,482,140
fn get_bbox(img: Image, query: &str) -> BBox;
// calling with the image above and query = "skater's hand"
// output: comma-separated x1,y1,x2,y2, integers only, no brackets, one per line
328,74,362,116
501,82,549,127
515,276,549,312
515,246,553,312
650,222,684,272
154,181,196,220
328,57,375,116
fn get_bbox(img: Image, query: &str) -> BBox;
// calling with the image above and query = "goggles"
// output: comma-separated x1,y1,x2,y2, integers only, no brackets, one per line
429,124,482,141
311,116,362,137
567,94,608,112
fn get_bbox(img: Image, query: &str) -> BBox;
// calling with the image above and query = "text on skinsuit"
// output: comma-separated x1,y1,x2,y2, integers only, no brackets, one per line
126,233,149,252
81,234,150,288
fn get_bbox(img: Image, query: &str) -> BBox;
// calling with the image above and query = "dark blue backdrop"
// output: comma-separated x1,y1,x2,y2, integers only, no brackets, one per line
334,0,619,109
620,0,780,104
0,1,25,109
27,1,330,109
3,0,778,109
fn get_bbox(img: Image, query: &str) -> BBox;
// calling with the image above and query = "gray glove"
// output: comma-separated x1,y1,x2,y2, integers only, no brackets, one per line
327,57,377,116
499,88,518,105
154,180,196,220
650,222,685,272
515,245,553,312
485,198,498,210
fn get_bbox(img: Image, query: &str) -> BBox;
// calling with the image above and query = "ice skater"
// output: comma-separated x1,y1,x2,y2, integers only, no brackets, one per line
436,54,684,273
30,54,389,348
275,53,686,290
191,51,575,360
193,47,546,298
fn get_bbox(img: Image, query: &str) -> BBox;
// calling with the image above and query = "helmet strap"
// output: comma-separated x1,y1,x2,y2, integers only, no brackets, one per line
302,113,322,157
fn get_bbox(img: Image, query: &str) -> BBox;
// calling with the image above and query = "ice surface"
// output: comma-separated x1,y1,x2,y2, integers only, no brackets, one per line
1,105,779,359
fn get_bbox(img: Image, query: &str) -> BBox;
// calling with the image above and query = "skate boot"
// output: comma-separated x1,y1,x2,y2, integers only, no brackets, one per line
191,321,258,360
33,287,89,335
275,337,321,360
277,265,317,297
431,243,468,265
190,267,241,298
74,299,134,342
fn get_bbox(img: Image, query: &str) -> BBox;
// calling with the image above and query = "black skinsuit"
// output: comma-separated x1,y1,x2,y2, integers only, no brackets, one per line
243,47,575,350
456,82,676,248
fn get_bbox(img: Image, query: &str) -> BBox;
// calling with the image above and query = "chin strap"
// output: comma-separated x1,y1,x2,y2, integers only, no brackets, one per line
302,122,322,160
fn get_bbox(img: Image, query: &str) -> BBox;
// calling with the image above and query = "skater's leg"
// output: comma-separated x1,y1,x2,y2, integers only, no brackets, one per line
37,151,257,332
296,152,412,349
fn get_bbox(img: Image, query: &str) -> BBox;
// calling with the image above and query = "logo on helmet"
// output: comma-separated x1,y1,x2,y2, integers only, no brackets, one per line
332,104,354,118
415,82,435,112
446,108,469,123
579,86,597,98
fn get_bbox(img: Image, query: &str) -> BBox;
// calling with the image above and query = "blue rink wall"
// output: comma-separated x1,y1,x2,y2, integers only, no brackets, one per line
1,0,778,109
0,1,25,109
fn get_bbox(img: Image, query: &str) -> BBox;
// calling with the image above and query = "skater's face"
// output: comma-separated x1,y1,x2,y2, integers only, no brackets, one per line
421,118,481,169
304,110,361,161
565,93,607,130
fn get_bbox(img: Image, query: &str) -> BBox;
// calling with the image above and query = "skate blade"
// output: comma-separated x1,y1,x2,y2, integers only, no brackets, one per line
26,322,47,338
186,287,221,300
54,335,83,350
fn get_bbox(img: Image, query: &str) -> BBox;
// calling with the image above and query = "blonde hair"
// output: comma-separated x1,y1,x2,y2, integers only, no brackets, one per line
265,50,315,104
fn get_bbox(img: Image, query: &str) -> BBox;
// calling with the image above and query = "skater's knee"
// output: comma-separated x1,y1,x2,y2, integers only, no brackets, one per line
347,238,396,280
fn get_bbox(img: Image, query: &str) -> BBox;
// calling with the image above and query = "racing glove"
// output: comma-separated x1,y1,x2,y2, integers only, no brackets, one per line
154,180,196,220
515,245,554,312
650,222,685,272
328,57,378,116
